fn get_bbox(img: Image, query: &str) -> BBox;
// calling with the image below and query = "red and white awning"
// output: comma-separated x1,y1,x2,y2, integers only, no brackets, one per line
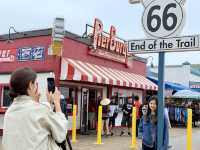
60,58,157,90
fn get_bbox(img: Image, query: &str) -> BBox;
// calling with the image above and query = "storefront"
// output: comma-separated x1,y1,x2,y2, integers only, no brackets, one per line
0,18,157,135
0,32,60,135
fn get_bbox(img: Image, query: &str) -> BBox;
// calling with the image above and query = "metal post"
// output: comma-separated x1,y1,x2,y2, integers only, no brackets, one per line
72,105,77,143
187,109,192,150
130,107,137,149
96,106,102,144
157,52,165,150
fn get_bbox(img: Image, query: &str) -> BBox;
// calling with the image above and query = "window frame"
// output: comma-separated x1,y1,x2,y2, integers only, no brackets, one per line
59,86,78,116
0,84,9,113
1,84,11,107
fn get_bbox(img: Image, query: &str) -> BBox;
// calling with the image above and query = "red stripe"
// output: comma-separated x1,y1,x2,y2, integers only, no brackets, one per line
81,74,88,81
123,81,126,86
109,79,113,85
67,64,74,80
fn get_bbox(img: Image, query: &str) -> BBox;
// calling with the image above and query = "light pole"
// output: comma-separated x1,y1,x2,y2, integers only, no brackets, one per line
7,26,20,43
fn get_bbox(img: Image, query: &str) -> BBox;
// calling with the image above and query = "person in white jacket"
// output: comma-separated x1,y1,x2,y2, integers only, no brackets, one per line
2,67,67,150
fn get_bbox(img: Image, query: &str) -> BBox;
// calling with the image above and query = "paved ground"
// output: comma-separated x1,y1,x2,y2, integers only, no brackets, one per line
1,128,200,150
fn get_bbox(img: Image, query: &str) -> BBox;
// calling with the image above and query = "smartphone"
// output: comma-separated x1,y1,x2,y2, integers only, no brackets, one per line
47,77,55,93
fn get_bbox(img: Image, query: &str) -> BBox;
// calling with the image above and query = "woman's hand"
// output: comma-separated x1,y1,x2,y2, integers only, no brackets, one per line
46,88,61,112
46,89,53,104
52,88,62,112
52,88,61,106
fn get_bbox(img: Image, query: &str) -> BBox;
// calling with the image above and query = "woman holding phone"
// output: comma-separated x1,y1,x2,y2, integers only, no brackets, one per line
2,67,67,150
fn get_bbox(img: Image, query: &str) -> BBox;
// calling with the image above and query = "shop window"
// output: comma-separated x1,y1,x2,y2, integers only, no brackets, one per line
1,86,12,107
60,86,76,116
113,92,130,109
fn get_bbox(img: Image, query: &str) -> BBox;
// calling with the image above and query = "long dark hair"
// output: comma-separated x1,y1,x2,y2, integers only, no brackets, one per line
147,96,158,115
147,96,158,123
9,67,37,98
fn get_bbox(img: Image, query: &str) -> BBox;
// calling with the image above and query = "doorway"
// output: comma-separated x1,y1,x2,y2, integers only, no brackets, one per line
80,88,102,134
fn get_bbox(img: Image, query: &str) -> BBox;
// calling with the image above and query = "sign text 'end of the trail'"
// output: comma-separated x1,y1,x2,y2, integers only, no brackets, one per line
128,35,199,54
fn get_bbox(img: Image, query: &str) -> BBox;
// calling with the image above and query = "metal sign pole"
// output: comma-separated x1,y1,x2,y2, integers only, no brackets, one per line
128,0,186,149
157,52,165,150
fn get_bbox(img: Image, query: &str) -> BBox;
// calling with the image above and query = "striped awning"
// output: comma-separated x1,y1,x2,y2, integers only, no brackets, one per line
60,58,157,90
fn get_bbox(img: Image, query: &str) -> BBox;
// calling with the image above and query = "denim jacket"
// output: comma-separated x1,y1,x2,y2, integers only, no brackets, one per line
138,114,169,150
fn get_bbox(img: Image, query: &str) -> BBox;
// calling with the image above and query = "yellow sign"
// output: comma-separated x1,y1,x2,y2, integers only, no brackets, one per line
51,41,63,56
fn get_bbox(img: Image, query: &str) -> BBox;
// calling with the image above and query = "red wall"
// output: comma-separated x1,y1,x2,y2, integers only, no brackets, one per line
0,35,146,76
62,38,146,76
0,36,59,74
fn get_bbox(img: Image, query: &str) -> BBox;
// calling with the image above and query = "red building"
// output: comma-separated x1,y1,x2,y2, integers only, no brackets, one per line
0,20,157,135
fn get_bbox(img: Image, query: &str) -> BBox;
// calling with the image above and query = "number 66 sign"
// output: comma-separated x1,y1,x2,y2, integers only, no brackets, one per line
142,0,185,38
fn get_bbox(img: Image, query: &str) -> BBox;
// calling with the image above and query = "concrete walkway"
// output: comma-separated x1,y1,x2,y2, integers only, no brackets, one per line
1,128,200,150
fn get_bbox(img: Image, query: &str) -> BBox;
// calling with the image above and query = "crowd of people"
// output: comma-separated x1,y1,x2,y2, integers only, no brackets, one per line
2,67,170,150
99,94,169,150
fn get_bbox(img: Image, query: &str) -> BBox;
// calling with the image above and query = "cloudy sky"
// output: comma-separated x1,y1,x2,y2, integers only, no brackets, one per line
0,0,199,65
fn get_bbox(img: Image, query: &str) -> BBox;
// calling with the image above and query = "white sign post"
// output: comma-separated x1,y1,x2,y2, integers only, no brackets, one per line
128,0,192,149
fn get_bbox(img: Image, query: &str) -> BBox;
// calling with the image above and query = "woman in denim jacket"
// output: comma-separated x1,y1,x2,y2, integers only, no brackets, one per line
139,96,169,150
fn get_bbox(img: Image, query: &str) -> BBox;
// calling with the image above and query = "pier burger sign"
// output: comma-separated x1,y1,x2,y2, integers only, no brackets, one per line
89,18,128,64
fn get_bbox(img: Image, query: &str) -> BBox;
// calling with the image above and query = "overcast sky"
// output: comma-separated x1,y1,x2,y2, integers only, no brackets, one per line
0,0,200,65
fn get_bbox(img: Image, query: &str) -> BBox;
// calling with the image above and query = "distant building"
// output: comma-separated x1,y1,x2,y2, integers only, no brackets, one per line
148,61,200,92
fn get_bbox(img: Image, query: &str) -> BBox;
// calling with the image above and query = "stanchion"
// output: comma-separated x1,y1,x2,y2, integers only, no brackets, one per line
187,109,192,150
96,105,103,144
130,107,137,149
72,105,77,143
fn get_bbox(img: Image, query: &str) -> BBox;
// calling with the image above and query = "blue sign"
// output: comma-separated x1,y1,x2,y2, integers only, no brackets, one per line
17,47,32,61
17,46,45,61
189,81,200,92
31,47,45,60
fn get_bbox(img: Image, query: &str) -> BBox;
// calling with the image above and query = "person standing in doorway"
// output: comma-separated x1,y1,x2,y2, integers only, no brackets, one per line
120,96,133,136
134,95,141,137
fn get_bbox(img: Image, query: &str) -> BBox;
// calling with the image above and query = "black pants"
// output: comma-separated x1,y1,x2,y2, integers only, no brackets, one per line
142,144,156,150
136,119,140,137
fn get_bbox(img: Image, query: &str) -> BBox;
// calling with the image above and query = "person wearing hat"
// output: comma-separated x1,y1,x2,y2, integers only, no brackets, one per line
100,98,111,136
120,96,133,136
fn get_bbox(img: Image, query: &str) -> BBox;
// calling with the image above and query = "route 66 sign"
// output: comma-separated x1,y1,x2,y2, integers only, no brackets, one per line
142,0,185,38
